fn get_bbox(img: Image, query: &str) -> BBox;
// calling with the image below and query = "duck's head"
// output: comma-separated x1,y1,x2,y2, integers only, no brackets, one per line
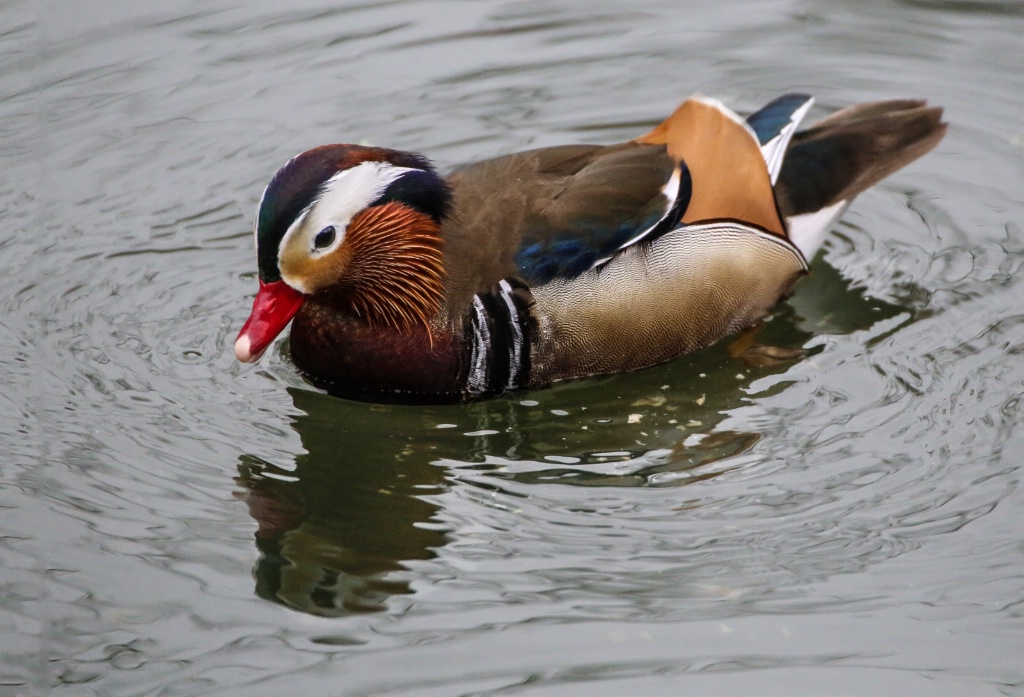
234,145,451,363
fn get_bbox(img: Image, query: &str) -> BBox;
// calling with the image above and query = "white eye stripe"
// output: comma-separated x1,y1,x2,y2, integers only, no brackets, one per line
278,161,416,259
310,161,415,239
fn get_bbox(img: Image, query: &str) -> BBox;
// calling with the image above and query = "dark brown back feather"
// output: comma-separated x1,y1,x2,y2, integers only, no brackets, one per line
775,100,947,219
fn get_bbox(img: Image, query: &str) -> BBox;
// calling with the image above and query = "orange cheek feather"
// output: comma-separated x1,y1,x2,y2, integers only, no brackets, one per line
234,280,306,363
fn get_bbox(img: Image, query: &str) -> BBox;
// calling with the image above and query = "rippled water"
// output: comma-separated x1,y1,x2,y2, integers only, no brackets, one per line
3,1,1024,695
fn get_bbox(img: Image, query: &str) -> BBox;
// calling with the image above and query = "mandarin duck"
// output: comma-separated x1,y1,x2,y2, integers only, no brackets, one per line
235,94,946,403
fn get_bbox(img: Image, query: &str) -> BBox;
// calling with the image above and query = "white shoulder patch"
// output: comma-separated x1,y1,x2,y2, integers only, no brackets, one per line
786,199,847,260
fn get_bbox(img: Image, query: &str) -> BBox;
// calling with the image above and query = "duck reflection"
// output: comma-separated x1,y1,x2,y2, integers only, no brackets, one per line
236,257,909,616
236,390,451,616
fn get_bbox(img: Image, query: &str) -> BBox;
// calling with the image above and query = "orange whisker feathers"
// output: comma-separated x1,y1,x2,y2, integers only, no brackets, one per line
340,202,446,341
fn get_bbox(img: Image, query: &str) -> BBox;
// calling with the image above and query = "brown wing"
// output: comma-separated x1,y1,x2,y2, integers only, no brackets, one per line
441,142,679,310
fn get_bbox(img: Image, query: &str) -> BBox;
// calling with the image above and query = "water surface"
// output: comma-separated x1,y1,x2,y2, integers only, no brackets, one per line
3,1,1024,695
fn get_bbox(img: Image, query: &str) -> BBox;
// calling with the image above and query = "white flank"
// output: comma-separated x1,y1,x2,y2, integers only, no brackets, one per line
786,199,847,260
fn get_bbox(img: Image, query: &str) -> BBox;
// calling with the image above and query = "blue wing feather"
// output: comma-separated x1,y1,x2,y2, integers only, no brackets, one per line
453,142,685,286
747,94,814,144
515,211,663,284
747,94,814,185
513,163,689,285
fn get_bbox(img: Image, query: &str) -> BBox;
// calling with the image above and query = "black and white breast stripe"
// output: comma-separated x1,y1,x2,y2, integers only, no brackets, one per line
466,278,535,396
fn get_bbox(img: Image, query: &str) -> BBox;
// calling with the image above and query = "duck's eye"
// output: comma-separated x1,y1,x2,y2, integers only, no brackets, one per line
313,225,336,250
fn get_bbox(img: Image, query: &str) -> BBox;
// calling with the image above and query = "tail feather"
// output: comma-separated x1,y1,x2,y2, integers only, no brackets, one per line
775,100,947,221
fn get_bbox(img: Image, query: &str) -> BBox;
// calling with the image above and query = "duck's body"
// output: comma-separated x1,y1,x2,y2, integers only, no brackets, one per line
236,94,945,403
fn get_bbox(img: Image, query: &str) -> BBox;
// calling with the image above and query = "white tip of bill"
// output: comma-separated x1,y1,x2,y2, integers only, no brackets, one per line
234,334,258,363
